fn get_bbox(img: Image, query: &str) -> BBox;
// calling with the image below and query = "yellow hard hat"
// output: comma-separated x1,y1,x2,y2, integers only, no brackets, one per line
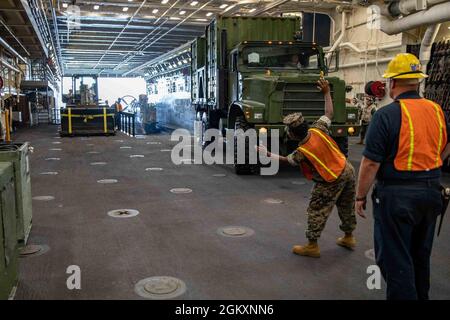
382,53,428,79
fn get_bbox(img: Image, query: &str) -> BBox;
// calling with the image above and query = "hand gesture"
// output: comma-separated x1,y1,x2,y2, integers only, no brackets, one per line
256,145,270,157
317,79,331,95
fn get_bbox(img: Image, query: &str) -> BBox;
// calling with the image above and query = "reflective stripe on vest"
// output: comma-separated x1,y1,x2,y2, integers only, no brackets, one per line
394,99,447,171
298,128,346,182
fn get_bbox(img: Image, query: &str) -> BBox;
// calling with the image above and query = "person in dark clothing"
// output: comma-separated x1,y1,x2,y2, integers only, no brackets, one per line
355,53,450,300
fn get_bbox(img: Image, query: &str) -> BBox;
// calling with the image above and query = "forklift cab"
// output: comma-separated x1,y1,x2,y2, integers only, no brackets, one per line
63,75,99,107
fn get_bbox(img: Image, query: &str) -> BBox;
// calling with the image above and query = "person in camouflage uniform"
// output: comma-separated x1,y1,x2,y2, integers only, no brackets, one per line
258,79,357,258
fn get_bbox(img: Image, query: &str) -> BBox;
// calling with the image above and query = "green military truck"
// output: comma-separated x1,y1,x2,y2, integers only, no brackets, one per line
191,16,359,174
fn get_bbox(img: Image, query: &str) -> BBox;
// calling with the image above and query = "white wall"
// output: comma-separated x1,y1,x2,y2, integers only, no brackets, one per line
331,5,403,106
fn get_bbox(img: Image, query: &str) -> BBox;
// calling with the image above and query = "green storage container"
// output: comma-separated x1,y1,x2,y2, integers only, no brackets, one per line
0,143,32,245
0,162,19,300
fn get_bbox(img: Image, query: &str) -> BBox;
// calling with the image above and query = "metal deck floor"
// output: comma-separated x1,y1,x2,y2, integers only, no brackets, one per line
12,125,450,300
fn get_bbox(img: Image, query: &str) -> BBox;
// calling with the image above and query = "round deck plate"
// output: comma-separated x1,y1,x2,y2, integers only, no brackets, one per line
107,209,139,218
135,276,186,300
33,196,55,201
170,188,192,194
291,181,306,186
146,168,163,171
49,148,62,151
52,141,61,144
87,151,100,154
218,226,255,238
91,162,107,166
120,146,132,149
147,142,161,145
264,198,284,204
40,172,58,175
19,244,50,257
45,158,60,161
365,249,376,261
130,155,144,158
97,179,118,184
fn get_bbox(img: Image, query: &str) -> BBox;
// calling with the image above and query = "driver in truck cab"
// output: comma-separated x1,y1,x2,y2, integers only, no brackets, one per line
257,79,357,258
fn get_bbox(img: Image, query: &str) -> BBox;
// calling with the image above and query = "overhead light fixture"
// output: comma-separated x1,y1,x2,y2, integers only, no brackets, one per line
162,0,169,4
249,8,256,13
195,18,207,22
220,4,228,9
152,9,159,14
170,17,181,20
191,1,199,6
179,10,186,15
62,3,68,8
94,5,100,10
123,7,129,12
206,12,213,17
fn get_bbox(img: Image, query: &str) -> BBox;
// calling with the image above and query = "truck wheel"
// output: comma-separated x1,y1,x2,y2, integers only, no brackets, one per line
335,136,349,158
233,116,259,175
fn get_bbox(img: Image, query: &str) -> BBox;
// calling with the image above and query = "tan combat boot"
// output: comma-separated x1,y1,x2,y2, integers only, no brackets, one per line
336,234,356,250
292,243,320,258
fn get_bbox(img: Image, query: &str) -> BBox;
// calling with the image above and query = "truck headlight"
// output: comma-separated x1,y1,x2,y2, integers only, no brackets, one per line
348,127,355,135
259,127,267,134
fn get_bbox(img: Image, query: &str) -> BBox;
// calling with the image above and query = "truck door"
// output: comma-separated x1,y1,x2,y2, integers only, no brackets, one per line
229,50,239,103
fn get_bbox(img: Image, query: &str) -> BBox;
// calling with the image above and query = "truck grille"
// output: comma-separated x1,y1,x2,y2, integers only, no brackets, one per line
283,83,333,118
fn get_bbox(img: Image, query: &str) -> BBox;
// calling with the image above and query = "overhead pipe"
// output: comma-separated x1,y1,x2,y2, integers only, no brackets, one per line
419,24,441,94
386,0,448,17
0,36,28,65
380,1,450,35
93,0,149,70
0,58,21,73
339,41,401,53
339,56,394,69
249,0,290,16
326,10,347,61
0,19,31,57
123,1,213,76
419,24,441,66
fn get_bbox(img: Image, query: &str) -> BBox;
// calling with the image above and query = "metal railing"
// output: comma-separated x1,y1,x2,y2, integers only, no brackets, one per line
118,111,136,137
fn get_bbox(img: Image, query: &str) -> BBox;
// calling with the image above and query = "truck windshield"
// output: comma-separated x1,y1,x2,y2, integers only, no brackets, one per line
242,45,320,70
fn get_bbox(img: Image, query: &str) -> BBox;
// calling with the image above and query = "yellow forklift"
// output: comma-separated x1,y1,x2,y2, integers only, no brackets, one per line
60,75,115,136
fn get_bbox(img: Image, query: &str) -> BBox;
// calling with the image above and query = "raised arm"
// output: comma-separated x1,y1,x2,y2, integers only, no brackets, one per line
317,79,333,120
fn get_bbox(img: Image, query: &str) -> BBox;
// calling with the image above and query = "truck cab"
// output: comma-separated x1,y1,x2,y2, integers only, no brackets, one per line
227,41,359,157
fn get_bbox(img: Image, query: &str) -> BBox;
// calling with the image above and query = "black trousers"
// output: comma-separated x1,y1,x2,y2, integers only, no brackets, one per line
372,181,442,300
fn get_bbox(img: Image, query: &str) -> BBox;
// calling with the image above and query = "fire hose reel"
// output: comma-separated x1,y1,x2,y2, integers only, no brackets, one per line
365,80,386,99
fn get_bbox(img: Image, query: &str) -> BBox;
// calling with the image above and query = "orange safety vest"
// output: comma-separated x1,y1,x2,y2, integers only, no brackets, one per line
298,128,346,182
394,99,447,171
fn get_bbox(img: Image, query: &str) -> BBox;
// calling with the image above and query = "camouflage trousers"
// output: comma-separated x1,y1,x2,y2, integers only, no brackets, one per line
306,162,357,241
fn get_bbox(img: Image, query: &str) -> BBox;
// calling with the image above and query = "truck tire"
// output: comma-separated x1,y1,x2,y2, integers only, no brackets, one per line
334,136,349,158
233,116,259,175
